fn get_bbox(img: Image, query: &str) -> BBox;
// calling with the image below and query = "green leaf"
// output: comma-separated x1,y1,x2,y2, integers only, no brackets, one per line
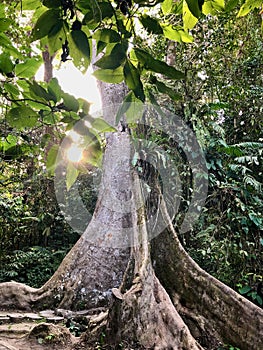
239,285,251,294
125,95,144,123
93,28,121,43
15,58,42,78
68,30,91,72
225,0,239,12
179,29,194,43
183,0,198,30
162,25,194,43
248,212,262,227
202,0,224,15
140,15,163,35
92,118,117,133
48,20,67,55
29,81,53,101
31,9,60,41
43,0,62,8
256,295,263,305
134,48,185,80
150,76,182,101
83,2,114,28
78,98,90,114
237,0,262,17
4,82,20,97
185,0,202,18
162,25,181,42
95,43,126,70
116,91,144,124
46,144,59,175
48,78,62,103
124,61,145,101
22,0,42,10
0,18,12,32
0,33,20,56
3,134,18,151
66,163,79,191
93,67,124,84
161,0,174,15
62,92,79,112
6,106,38,129
0,53,14,74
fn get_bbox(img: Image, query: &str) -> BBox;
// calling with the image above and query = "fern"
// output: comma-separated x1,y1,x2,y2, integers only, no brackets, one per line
244,176,262,191
234,156,260,165
228,164,252,175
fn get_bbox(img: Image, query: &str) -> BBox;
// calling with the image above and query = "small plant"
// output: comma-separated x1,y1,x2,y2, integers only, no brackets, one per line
45,333,55,342
66,321,81,337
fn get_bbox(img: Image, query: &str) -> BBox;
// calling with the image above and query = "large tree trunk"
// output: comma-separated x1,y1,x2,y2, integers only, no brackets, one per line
0,77,262,349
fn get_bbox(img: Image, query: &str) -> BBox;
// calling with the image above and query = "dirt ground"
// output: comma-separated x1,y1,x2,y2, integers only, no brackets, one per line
0,322,78,350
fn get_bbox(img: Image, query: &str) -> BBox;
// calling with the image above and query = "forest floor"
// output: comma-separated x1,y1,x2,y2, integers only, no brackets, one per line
0,310,141,350
0,310,95,350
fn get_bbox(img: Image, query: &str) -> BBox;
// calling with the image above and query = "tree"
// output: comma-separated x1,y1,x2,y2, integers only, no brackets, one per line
0,0,262,349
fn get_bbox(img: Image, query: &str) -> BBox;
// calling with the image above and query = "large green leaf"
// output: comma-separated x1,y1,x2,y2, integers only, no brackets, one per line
116,91,144,124
134,48,185,80
161,0,174,15
31,9,60,41
82,2,114,28
93,28,121,43
6,106,38,129
48,20,67,55
43,0,61,8
93,67,124,84
15,58,42,78
4,82,20,97
29,81,53,101
21,0,42,10
183,0,198,30
48,78,62,103
0,18,12,32
185,0,202,18
225,0,239,12
0,53,13,74
124,61,145,101
162,25,194,43
0,33,20,56
203,0,224,15
139,15,163,35
150,76,182,101
62,92,79,112
125,95,144,123
68,30,91,72
95,43,126,70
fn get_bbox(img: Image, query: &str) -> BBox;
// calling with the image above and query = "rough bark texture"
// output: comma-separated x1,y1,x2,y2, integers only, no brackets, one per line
151,202,263,349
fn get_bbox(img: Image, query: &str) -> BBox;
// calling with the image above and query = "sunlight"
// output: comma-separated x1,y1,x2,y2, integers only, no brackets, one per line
36,61,102,113
66,144,83,163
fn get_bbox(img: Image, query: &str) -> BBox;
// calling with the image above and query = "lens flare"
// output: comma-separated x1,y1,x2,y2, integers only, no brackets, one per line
66,144,83,162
